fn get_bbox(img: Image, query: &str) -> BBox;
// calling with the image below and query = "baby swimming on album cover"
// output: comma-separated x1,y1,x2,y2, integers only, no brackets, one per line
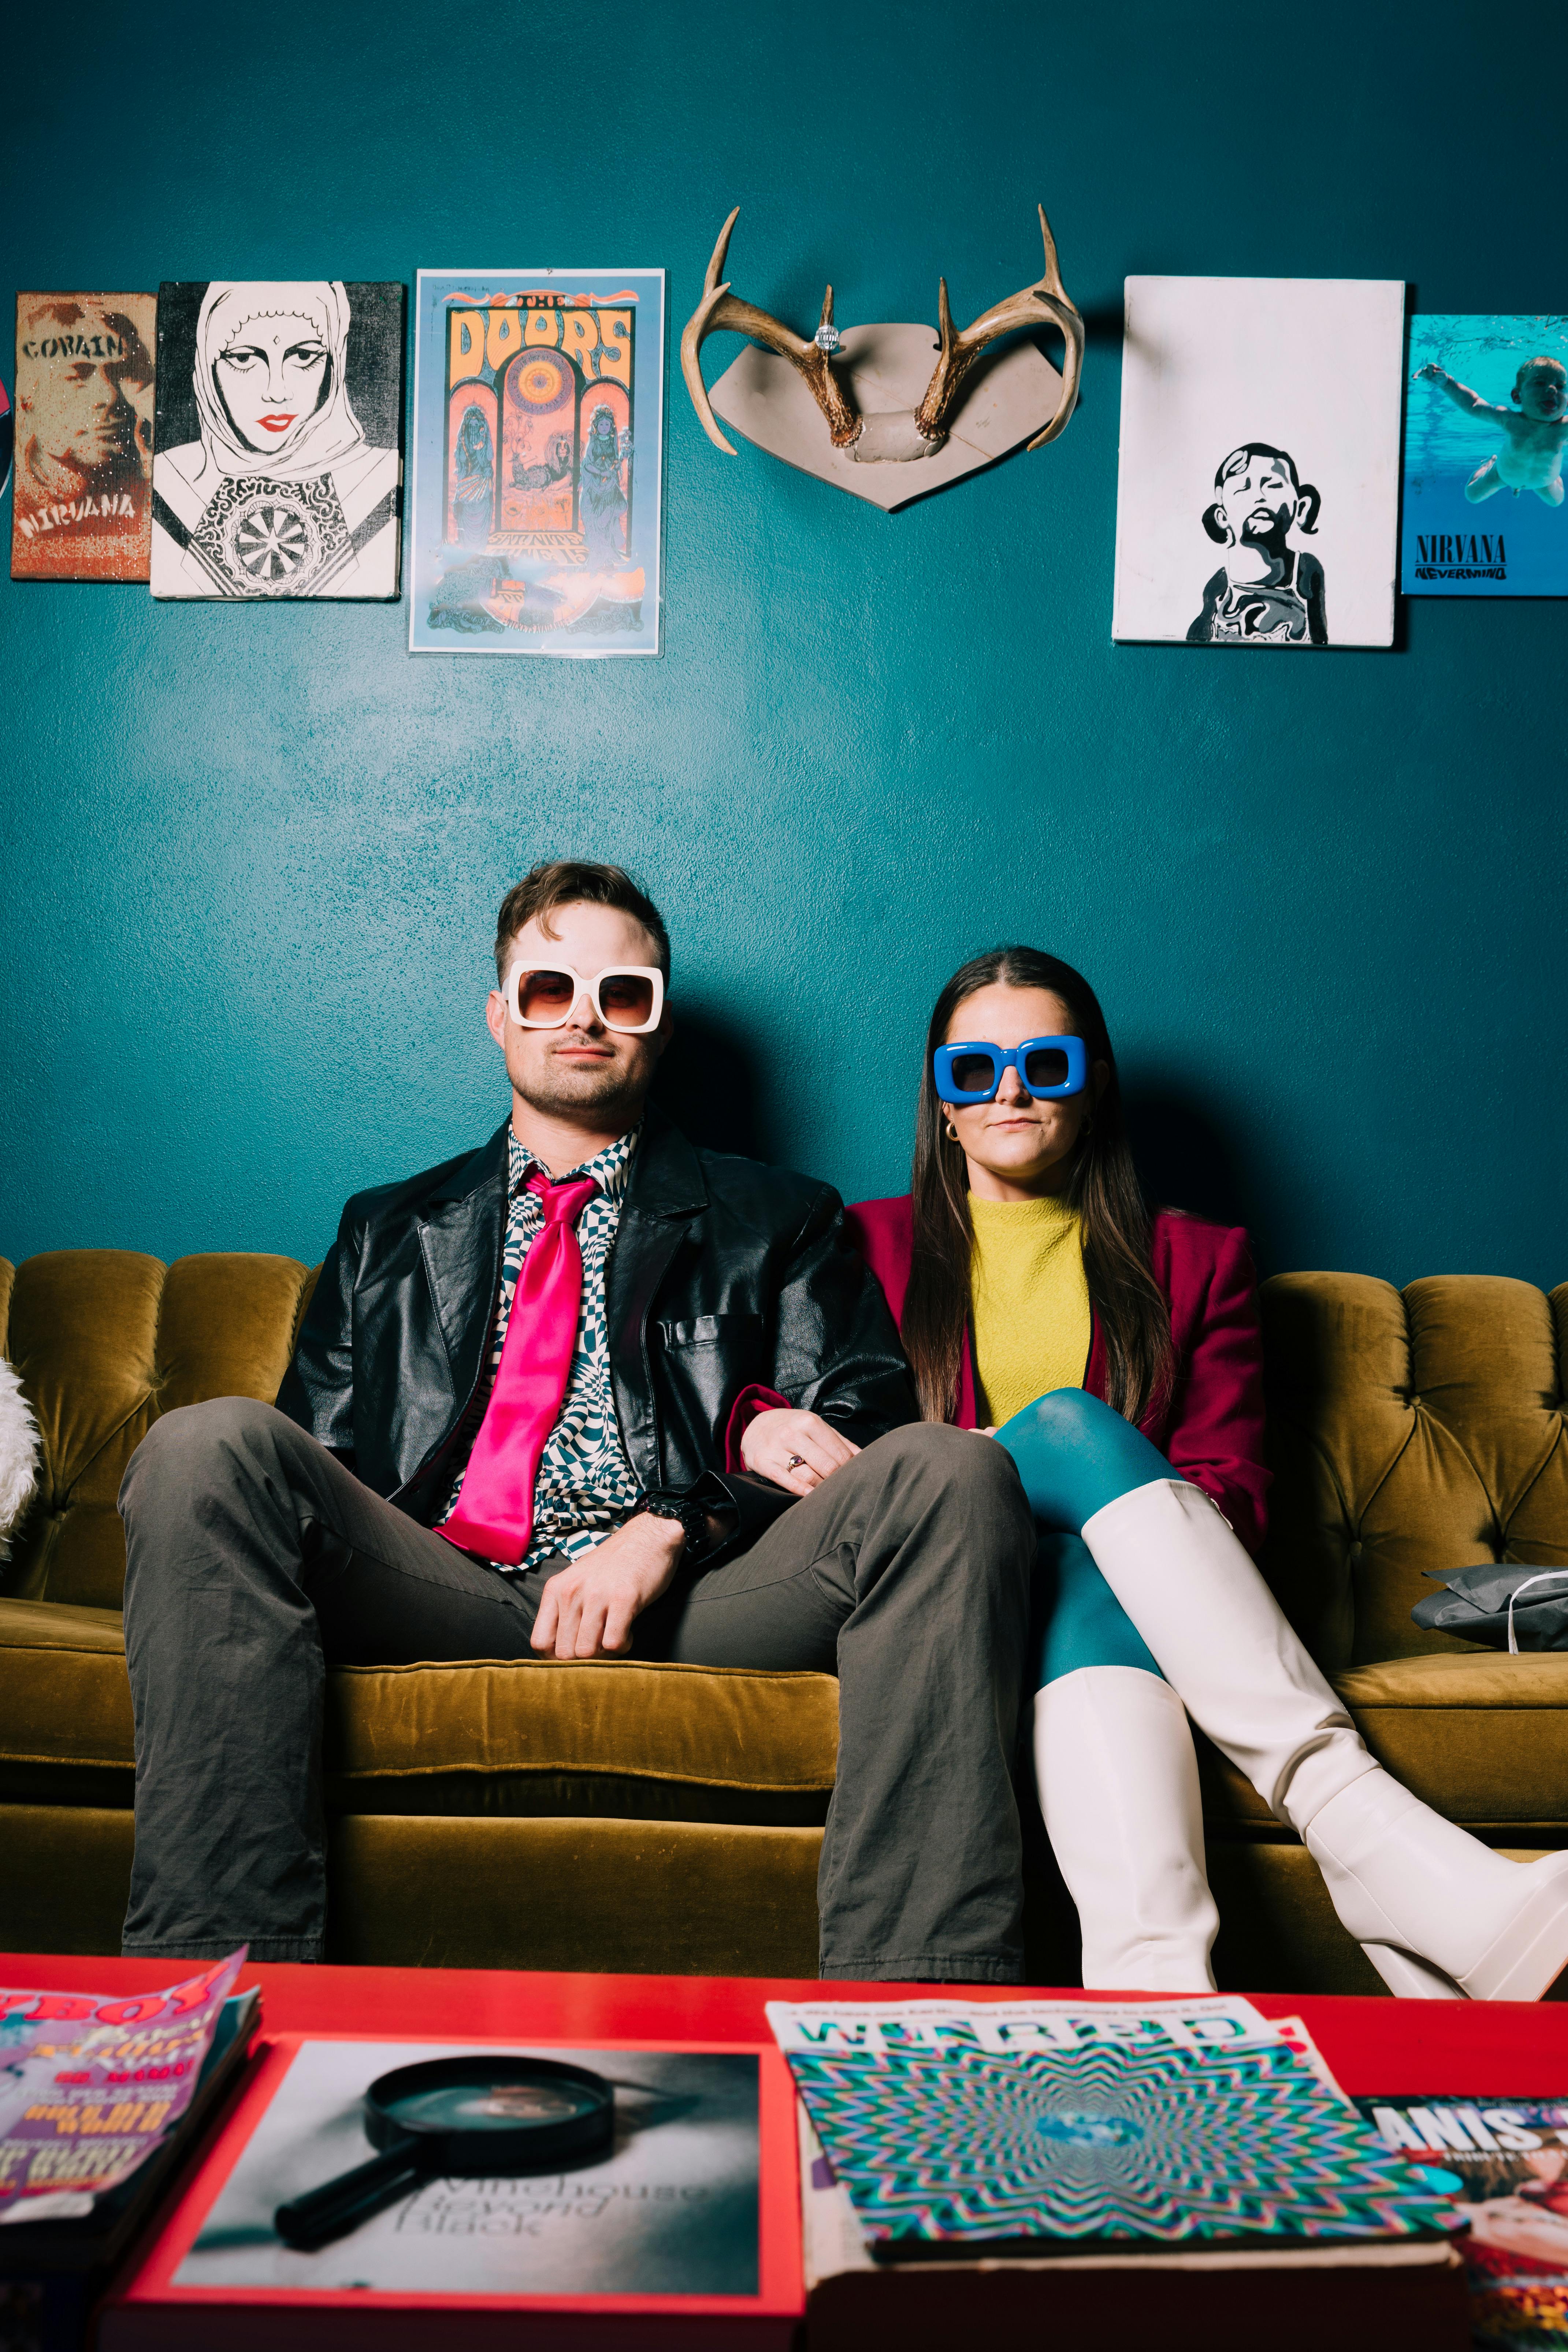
1402,316,1568,596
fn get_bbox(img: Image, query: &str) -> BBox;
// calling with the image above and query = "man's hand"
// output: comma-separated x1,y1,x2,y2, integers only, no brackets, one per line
741,1407,861,1497
531,1513,685,1660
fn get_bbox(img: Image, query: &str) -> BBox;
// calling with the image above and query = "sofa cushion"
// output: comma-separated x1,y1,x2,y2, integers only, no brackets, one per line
1199,1649,1568,1841
1260,1272,1568,1673
324,1657,839,1825
1,1251,317,1610
0,1595,839,1827
0,1599,134,1805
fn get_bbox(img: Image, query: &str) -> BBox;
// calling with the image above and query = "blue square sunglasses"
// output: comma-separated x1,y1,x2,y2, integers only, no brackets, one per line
933,1034,1088,1104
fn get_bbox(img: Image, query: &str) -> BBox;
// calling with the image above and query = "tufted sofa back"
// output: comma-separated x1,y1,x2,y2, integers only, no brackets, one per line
0,1252,317,1609
1261,1271,1568,1673
2,1253,1566,1671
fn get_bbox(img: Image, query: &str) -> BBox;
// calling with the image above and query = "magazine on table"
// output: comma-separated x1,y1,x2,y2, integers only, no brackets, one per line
766,1995,1453,2260
1360,2095,1568,2351
0,1951,249,2224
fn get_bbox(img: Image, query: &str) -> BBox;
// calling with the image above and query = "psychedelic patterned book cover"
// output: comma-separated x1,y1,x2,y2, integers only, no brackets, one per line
12,294,156,580
1402,316,1568,597
770,1998,1450,2256
408,268,663,657
1359,2096,1568,2351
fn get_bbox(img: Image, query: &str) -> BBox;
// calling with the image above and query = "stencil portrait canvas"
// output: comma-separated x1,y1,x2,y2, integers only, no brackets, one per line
1112,276,1405,648
1403,315,1568,596
12,294,156,580
151,281,404,600
408,268,664,657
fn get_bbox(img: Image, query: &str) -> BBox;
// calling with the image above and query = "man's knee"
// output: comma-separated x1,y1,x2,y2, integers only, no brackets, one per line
120,1396,301,1516
869,1421,1033,1531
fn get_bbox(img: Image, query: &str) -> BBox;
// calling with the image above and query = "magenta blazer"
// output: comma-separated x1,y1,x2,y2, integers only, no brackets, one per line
843,1196,1271,1558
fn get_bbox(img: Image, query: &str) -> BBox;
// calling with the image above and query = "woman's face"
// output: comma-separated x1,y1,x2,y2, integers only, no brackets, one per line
941,983,1107,1201
213,312,330,458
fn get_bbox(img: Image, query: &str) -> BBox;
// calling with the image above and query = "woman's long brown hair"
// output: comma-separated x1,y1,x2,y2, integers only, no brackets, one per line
902,947,1174,1428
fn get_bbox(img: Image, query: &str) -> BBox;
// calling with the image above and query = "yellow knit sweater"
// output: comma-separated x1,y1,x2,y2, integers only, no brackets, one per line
968,1190,1092,1427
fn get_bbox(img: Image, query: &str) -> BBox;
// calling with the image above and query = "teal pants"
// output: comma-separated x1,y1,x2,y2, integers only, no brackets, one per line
992,1388,1175,1692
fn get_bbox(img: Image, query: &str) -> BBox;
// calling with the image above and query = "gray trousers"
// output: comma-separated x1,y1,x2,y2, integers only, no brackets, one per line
117,1401,1035,1980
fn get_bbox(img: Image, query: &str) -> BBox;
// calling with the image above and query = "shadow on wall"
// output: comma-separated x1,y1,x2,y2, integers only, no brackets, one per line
1122,1081,1271,1270
652,1010,764,1162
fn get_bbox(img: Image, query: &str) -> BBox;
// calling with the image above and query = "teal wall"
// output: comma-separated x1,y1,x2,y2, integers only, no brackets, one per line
3,0,1563,1288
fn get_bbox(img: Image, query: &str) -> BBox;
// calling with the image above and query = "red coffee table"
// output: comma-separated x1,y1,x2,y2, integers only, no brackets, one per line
8,1955,1562,2348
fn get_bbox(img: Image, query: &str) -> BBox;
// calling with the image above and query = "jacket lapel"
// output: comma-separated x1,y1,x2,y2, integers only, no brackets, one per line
606,1108,707,1485
415,1119,510,1394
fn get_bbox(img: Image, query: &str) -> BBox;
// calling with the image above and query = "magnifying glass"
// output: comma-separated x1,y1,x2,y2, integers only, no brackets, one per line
275,2054,616,2250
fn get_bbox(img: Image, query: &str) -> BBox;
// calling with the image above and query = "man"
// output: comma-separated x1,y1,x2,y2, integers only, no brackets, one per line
119,863,1036,1980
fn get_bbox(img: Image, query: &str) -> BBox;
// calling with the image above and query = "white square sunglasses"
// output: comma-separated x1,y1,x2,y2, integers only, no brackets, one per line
500,962,665,1034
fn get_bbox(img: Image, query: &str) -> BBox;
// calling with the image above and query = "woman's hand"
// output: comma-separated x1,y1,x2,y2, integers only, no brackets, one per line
741,1407,861,1496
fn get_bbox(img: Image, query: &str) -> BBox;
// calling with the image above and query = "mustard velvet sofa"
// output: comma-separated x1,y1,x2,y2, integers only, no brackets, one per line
3,1247,1566,1994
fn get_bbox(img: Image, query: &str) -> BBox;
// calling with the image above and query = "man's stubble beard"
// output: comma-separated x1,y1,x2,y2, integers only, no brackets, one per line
513,1050,651,1127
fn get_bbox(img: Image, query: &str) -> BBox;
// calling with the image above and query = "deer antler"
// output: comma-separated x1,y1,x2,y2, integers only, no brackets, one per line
681,209,861,455
912,203,1084,451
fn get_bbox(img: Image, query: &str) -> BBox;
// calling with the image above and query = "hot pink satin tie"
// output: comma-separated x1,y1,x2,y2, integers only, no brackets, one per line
439,1171,600,1567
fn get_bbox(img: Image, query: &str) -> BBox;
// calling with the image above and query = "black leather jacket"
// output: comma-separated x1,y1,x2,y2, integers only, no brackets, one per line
276,1108,918,1556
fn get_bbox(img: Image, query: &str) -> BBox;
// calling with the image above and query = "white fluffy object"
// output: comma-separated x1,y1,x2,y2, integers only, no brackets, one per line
0,1359,41,1557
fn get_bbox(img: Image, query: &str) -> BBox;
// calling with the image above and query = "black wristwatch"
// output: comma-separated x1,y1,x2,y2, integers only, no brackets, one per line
631,1490,720,1559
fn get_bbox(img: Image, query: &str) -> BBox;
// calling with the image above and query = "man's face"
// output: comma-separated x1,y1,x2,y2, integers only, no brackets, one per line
1217,453,1297,544
486,900,670,1129
25,325,148,477
1517,364,1567,421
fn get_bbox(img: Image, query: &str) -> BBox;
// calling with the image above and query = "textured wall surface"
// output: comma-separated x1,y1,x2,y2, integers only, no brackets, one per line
1,0,1563,1285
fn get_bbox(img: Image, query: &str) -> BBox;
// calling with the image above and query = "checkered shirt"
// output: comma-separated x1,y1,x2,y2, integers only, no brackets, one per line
438,1124,643,1572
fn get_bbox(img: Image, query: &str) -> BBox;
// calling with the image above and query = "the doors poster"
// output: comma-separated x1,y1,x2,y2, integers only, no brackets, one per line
408,268,664,657
151,281,404,600
1402,316,1568,596
11,294,156,580
1112,276,1405,649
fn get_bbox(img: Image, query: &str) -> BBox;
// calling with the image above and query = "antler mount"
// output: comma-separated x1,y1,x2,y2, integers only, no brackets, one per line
681,205,1083,470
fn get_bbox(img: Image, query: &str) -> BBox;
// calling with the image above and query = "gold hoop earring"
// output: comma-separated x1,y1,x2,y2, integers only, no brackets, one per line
944,1119,959,1145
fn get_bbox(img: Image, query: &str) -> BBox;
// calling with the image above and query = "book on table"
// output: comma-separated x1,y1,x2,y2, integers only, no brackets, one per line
94,2030,804,2349
770,1995,1471,2352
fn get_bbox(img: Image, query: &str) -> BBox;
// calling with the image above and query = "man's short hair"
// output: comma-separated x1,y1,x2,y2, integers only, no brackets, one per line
493,862,671,984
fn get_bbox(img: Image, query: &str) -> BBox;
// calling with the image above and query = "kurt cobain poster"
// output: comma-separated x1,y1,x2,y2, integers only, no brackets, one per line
12,294,156,580
408,268,664,657
151,281,404,600
1112,276,1405,649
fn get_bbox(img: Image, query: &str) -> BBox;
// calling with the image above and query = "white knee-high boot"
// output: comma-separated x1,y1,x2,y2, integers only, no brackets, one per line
1033,1665,1220,1992
1080,1478,1568,2001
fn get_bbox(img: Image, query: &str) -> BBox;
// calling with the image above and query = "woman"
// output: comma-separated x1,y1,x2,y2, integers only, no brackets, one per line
847,947,1568,2002
151,280,399,601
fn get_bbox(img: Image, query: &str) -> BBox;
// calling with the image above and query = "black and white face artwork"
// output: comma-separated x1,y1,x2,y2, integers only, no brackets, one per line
151,281,404,600
1188,442,1327,644
1112,276,1405,649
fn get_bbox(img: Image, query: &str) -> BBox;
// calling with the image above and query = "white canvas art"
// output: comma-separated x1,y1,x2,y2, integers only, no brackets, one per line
1112,276,1406,648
